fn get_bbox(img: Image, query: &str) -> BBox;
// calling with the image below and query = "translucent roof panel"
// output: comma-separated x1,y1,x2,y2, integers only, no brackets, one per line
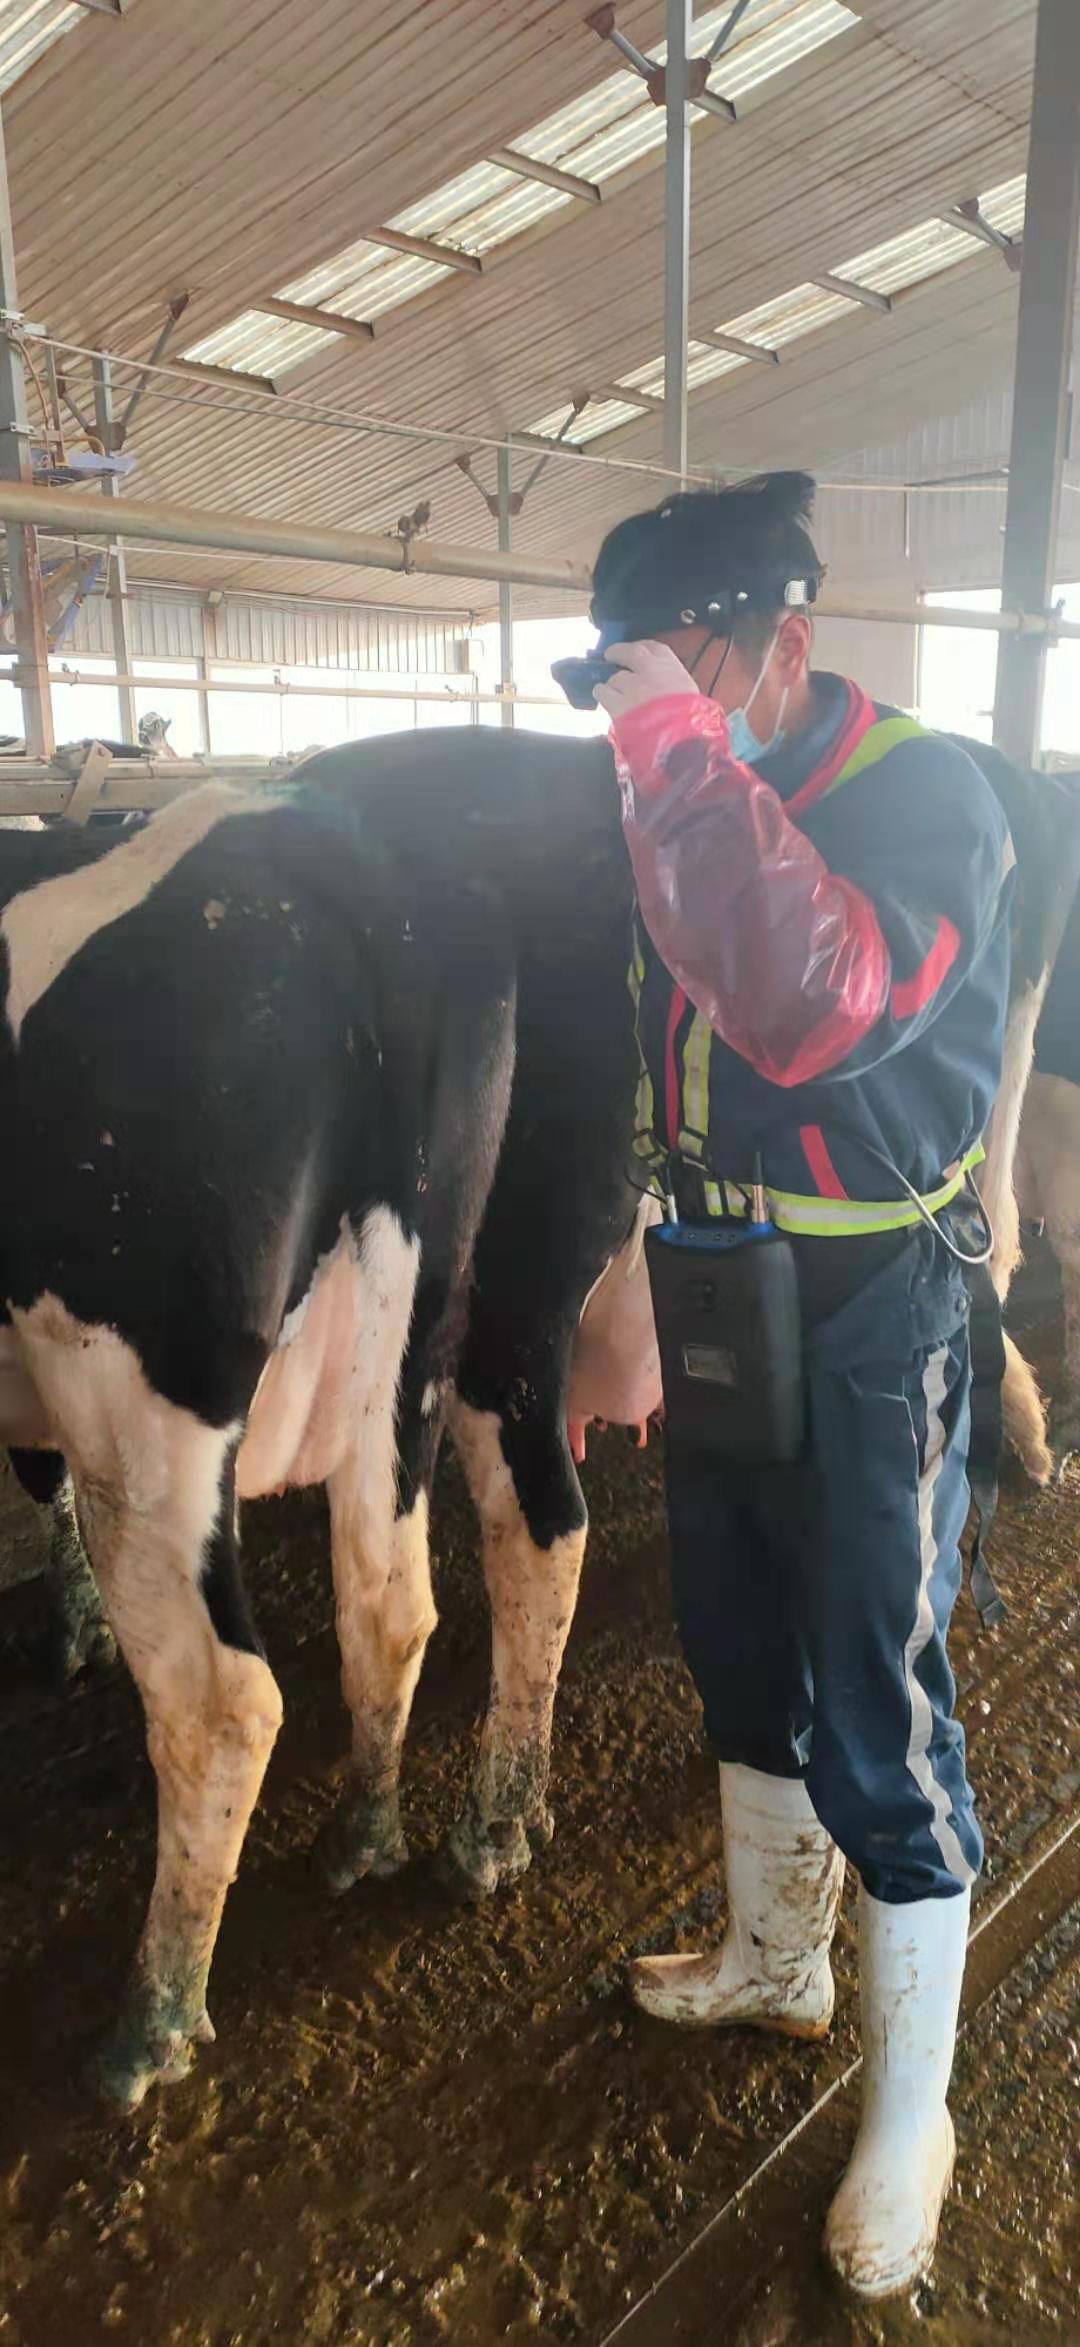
719,279,858,347
0,0,85,93
979,174,1026,238
390,160,569,256
835,216,976,297
183,309,337,378
279,240,451,323
704,0,859,104
623,341,747,399
529,396,646,445
515,0,857,184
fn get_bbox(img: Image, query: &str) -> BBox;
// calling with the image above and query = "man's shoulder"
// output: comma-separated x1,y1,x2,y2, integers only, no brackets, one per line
849,701,1009,841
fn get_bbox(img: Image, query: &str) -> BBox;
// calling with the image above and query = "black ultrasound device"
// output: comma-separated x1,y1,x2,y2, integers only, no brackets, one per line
550,653,622,710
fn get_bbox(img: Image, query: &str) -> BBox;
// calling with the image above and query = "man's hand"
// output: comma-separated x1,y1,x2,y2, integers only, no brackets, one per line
593,639,700,720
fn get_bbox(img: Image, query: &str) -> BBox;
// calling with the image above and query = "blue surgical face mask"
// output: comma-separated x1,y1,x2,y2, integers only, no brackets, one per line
727,623,788,765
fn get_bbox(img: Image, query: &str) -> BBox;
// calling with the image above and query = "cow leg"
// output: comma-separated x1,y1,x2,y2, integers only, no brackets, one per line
1018,1072,1080,1467
444,1390,586,1896
9,1446,116,1679
315,1220,437,1894
318,1470,437,1892
13,1305,280,2110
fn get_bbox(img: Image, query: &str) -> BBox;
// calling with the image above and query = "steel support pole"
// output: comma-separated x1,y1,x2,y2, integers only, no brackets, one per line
496,443,514,729
0,104,52,754
92,354,137,741
663,0,693,481
992,0,1080,767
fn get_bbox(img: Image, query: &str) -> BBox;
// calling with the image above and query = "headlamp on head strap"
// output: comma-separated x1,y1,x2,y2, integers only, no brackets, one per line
590,574,818,643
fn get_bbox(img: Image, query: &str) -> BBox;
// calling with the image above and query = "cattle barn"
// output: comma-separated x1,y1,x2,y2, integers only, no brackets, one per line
0,3,1077,2339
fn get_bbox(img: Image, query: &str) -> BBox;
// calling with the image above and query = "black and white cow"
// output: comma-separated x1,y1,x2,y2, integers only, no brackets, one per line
1014,868,1080,1465
0,729,638,2108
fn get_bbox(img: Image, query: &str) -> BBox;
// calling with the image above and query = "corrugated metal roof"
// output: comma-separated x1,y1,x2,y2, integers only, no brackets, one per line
530,395,647,445
392,161,569,254
720,278,859,345
624,342,745,399
0,0,1049,612
835,215,976,296
0,0,84,93
182,0,856,381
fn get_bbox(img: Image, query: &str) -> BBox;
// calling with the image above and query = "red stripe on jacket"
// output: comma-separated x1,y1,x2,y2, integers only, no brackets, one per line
799,1123,849,1199
785,681,877,818
891,916,960,1021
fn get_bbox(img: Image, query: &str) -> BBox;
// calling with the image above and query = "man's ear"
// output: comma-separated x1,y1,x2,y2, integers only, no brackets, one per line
775,610,813,679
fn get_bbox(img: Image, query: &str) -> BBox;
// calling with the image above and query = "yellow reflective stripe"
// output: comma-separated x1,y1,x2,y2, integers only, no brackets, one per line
628,933,660,1169
719,1143,985,1236
680,1007,712,1149
823,712,930,799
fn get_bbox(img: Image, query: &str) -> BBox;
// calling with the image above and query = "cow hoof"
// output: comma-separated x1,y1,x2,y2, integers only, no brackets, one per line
437,1808,540,1901
57,1613,118,1684
316,1790,409,1895
89,2005,215,2113
1048,1411,1080,1480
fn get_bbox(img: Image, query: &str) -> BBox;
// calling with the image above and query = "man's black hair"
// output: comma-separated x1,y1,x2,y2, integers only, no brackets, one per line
590,470,824,647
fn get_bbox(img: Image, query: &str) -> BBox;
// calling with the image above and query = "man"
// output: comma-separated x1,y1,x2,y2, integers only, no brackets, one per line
588,473,1013,2301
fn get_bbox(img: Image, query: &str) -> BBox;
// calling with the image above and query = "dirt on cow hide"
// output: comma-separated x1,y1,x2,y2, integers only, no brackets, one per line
0,1334,1076,2346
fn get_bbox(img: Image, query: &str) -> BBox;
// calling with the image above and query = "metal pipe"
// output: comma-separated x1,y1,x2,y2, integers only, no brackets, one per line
707,0,752,64
496,445,515,730
993,0,1080,765
41,665,566,709
92,354,137,741
819,596,1080,640
0,104,52,755
0,478,593,596
663,0,692,481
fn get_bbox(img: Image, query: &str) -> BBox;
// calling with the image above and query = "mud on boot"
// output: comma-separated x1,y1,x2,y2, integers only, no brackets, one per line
630,1765,844,2035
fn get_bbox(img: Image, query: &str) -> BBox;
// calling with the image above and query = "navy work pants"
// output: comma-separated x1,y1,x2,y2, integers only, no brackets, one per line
665,1238,983,1904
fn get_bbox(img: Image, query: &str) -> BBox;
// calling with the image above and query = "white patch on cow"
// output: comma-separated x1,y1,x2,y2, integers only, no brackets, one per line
979,969,1050,1303
449,1396,585,1847
1,784,283,1044
421,1379,443,1417
9,1291,282,2086
236,1204,420,1500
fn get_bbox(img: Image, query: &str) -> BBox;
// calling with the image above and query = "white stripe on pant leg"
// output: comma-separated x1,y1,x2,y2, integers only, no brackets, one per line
903,1341,976,1887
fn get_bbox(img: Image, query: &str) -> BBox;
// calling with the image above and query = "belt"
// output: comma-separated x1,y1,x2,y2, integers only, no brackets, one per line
652,1141,985,1239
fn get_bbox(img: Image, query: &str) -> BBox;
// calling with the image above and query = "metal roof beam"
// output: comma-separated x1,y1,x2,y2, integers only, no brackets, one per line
487,148,601,204
694,326,780,365
370,226,481,276
811,271,893,316
596,380,664,413
172,357,278,395
939,203,1022,272
254,296,375,343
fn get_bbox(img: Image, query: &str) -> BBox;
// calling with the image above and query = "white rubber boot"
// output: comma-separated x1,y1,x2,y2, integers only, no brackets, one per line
628,1764,844,2037
824,1883,970,2301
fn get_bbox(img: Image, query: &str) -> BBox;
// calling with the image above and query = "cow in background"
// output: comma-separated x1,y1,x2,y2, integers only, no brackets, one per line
1014,872,1080,1467
947,744,1080,1486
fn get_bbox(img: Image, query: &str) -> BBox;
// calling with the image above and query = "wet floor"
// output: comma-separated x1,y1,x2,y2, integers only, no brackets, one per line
0,1290,1076,2346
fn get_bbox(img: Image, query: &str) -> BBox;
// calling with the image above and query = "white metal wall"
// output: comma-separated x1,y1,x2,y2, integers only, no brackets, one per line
64,588,469,674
